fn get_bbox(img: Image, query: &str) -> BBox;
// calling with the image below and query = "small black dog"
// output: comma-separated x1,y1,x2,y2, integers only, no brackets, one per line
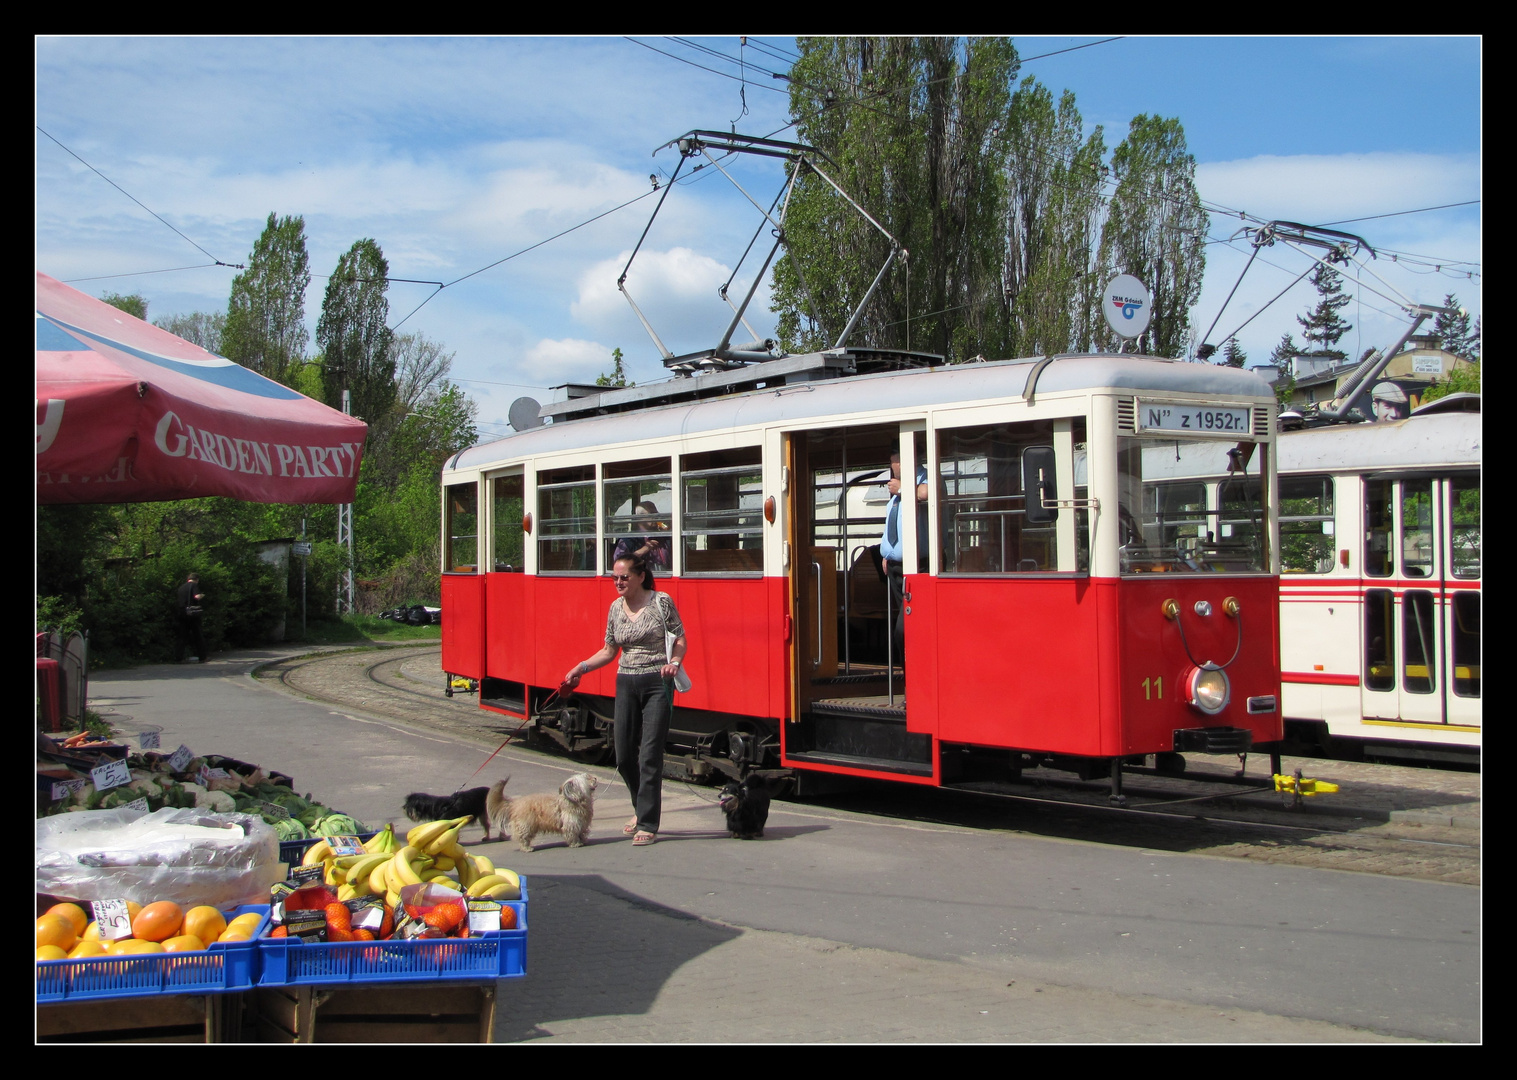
718,775,771,840
403,787,493,842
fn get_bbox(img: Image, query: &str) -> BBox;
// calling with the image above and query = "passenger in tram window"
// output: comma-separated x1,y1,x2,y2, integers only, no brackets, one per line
612,501,671,569
878,452,928,667
563,553,687,847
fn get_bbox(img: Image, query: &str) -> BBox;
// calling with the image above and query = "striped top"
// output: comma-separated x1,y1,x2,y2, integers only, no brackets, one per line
605,592,685,676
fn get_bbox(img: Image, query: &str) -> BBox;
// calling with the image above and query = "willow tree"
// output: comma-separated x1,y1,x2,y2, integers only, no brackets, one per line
1096,115,1207,357
1005,78,1107,355
773,37,1019,362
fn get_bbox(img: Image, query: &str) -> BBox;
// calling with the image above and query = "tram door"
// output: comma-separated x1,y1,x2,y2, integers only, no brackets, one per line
1361,473,1480,728
785,424,932,772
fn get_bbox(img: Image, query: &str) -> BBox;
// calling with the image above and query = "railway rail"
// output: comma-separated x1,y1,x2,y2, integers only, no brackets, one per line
257,644,1479,886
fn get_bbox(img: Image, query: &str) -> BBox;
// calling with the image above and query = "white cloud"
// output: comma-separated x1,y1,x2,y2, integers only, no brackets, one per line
518,337,616,385
1198,152,1479,226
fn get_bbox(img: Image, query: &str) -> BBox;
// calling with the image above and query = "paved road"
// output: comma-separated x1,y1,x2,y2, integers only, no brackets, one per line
85,646,1481,1042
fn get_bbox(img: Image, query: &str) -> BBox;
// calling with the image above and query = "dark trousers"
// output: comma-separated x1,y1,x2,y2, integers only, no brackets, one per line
175,615,207,662
885,560,905,669
614,672,673,833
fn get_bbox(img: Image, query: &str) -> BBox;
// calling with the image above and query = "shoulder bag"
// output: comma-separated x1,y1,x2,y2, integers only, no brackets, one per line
657,593,693,693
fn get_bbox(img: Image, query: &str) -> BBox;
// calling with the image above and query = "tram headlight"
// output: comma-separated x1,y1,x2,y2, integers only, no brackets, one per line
1185,663,1230,715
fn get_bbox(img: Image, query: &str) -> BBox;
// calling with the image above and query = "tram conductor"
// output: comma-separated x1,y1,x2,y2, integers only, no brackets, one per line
879,451,928,668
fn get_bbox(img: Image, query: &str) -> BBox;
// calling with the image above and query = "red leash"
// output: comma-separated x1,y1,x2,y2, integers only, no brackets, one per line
454,682,573,792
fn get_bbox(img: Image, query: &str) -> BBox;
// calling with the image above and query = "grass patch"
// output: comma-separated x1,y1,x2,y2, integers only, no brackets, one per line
291,614,442,645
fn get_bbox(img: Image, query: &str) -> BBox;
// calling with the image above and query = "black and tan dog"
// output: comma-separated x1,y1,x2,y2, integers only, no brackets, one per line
718,775,771,839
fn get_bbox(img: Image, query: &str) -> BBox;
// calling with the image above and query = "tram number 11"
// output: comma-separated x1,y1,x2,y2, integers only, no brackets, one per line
1141,676,1163,700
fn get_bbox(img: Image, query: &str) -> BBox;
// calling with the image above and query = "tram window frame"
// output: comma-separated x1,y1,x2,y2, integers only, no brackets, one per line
1363,478,1394,577
536,464,598,575
680,447,764,576
1363,588,1395,692
1448,473,1480,580
1117,436,1269,575
602,458,673,575
1401,589,1437,695
1452,592,1480,698
1400,478,1435,579
1277,474,1335,574
445,481,479,573
491,473,525,573
937,419,1082,574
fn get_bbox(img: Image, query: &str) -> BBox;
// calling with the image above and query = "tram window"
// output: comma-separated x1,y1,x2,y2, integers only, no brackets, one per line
1452,592,1480,698
537,464,597,575
1118,437,1267,574
939,420,1072,573
681,448,763,575
1364,588,1394,692
1449,474,1480,579
1364,479,1393,577
1278,475,1335,574
1401,479,1434,578
492,474,524,572
445,482,478,573
1401,590,1436,694
603,458,673,573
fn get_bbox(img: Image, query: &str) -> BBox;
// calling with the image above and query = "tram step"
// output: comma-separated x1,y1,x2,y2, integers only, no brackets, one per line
786,750,933,778
811,697,907,721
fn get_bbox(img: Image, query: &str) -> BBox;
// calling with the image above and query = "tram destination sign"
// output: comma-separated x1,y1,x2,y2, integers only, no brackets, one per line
1135,400,1252,438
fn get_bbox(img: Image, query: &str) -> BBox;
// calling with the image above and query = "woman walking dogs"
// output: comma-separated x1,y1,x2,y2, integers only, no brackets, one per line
564,554,688,847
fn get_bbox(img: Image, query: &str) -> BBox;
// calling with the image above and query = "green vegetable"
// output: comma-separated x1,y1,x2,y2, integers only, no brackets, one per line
273,817,310,841
313,814,366,837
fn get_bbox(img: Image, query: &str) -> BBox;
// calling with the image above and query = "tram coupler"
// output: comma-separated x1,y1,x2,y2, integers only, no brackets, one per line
1274,767,1340,809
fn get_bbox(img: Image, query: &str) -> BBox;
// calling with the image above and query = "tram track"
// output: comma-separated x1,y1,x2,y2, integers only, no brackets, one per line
260,644,1479,885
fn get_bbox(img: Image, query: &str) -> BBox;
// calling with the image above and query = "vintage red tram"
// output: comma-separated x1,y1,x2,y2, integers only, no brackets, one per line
440,348,1283,799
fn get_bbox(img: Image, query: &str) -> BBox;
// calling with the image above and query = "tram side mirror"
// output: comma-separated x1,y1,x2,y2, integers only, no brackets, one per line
1023,446,1058,525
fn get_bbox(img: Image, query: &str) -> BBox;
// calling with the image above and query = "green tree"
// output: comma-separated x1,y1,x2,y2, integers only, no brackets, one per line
1221,336,1247,367
596,347,633,387
155,311,227,355
1422,361,1480,403
317,239,394,423
223,213,312,385
1005,78,1107,355
774,36,1019,362
1269,333,1300,407
101,292,148,319
1096,115,1208,358
1432,293,1480,361
1296,263,1352,361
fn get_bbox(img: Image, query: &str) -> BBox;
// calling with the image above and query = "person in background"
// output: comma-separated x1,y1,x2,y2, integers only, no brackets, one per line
878,451,928,668
612,500,672,569
175,572,207,663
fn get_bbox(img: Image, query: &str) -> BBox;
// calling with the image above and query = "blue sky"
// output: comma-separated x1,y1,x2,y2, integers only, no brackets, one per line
36,36,1481,439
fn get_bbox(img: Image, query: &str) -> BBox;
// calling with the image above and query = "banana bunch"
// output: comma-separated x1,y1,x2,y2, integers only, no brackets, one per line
357,816,517,902
301,822,397,868
466,867,521,900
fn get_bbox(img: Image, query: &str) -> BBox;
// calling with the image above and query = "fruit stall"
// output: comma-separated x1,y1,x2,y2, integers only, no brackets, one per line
36,738,524,1043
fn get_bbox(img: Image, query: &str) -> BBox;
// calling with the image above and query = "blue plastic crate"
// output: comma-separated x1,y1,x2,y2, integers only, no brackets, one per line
36,904,270,1003
257,883,527,986
278,831,379,866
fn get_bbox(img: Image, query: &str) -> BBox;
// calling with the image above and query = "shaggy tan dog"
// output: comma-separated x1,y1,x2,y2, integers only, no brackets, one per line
486,773,596,852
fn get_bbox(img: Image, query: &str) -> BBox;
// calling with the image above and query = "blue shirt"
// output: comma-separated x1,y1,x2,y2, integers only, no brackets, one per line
879,465,928,563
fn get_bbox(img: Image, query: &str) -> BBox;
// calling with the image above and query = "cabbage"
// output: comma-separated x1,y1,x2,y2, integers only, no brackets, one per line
313,814,365,837
273,817,310,841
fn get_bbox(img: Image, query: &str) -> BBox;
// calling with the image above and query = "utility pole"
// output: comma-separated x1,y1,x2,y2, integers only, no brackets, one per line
336,386,354,615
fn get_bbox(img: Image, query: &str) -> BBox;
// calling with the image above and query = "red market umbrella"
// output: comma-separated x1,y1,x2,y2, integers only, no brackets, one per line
35,272,367,505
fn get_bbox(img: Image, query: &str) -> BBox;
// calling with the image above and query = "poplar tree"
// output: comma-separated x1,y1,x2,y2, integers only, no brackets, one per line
223,213,311,385
774,36,1019,362
1096,115,1208,358
1005,78,1107,355
316,238,394,423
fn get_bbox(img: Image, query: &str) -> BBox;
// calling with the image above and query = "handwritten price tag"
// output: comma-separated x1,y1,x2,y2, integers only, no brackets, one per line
138,730,160,750
258,801,291,822
198,765,229,787
124,797,150,812
90,758,131,791
91,899,134,941
50,779,88,801
167,745,194,772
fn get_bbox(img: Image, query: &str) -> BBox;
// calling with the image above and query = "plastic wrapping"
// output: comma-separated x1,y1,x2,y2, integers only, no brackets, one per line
35,807,282,908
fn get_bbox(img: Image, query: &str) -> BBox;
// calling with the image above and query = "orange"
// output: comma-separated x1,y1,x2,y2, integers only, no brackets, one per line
183,906,227,943
36,945,68,961
67,940,108,959
131,901,184,942
114,939,164,955
46,903,89,937
218,930,252,943
161,934,206,952
82,921,101,941
36,913,78,953
227,912,263,933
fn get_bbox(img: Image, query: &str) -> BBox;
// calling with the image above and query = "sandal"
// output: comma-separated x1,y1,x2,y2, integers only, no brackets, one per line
632,831,657,846
623,818,639,835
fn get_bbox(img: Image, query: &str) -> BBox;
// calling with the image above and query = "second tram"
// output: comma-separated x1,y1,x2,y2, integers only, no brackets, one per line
440,349,1284,798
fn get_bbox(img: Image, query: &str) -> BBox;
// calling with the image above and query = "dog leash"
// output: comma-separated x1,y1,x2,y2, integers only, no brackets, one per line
452,681,573,793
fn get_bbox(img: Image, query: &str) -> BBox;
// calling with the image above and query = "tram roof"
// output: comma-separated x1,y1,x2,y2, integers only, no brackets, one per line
1277,409,1481,474
450,352,1277,474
